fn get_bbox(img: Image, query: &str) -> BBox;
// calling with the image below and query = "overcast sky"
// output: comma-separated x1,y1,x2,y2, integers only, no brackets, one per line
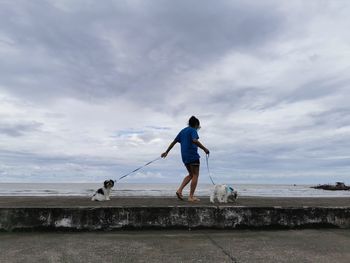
0,0,349,184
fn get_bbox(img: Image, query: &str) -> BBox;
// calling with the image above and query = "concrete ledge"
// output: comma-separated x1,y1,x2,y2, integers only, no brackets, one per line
0,197,349,231
0,207,350,231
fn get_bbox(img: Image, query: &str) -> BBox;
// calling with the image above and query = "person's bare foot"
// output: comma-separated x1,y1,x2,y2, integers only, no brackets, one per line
176,192,184,201
188,196,200,202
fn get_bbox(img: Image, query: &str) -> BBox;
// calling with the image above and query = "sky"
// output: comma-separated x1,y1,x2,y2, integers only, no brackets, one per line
0,0,349,184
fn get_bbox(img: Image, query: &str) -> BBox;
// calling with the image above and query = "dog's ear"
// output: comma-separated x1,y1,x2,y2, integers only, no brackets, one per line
110,180,115,187
104,180,109,187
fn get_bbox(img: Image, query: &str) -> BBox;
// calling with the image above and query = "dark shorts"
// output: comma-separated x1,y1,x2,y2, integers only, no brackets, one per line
185,159,200,174
184,159,200,166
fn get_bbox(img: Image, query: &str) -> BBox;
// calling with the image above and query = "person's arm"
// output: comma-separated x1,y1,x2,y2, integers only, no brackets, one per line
161,139,177,158
192,139,209,154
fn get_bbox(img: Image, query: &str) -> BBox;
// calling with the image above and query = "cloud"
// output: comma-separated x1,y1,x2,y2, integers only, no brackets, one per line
0,121,42,137
0,1,350,184
0,0,284,105
129,171,165,180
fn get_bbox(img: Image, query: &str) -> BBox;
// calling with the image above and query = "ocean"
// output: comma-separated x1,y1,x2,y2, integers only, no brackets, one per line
0,183,349,197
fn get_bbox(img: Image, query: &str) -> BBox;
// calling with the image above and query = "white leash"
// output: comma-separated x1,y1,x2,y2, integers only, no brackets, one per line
206,153,216,185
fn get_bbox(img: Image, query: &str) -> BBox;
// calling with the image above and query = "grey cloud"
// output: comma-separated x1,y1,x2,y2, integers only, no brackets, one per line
0,0,285,105
286,77,348,103
0,121,42,137
1,1,350,184
0,1,117,100
113,126,170,143
0,149,124,182
0,149,115,167
211,143,350,182
0,149,176,183
280,106,350,137
310,108,350,129
206,86,274,112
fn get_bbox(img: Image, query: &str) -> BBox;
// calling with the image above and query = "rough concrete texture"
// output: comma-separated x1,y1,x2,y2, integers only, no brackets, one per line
1,196,350,208
1,229,350,263
0,197,349,231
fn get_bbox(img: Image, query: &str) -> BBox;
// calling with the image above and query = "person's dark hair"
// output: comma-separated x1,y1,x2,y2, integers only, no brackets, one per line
188,116,200,128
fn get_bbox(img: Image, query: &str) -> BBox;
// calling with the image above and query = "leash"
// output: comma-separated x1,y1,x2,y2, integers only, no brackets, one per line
206,153,216,185
115,154,214,184
115,156,162,182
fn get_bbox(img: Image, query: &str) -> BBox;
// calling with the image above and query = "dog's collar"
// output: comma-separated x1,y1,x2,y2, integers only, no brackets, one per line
226,186,234,192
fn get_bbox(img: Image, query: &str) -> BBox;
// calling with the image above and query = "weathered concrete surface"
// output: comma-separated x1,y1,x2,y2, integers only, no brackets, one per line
1,230,350,263
1,196,350,208
0,197,349,231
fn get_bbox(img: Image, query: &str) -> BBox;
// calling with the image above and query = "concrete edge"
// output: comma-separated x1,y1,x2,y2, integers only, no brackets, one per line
0,206,349,232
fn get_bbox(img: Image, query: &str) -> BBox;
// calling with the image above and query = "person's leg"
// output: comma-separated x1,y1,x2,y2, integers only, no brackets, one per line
177,175,192,195
177,164,193,195
189,165,200,200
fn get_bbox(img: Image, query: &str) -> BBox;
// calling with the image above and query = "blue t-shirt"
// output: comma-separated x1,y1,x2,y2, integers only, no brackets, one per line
175,127,200,164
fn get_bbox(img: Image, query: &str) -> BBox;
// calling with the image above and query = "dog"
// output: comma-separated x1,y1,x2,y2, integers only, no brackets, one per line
91,180,115,201
210,184,238,203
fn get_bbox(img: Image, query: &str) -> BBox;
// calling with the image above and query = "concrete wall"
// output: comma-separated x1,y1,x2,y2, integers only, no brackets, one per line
0,206,349,231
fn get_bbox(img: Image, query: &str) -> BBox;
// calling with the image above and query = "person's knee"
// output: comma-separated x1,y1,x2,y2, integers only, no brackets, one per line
192,174,199,181
187,174,193,178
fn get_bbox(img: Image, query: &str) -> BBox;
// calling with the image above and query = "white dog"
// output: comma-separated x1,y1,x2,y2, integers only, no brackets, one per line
91,180,115,201
210,184,238,203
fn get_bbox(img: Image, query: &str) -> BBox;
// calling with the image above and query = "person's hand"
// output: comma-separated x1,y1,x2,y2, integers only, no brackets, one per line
161,152,168,158
204,148,210,155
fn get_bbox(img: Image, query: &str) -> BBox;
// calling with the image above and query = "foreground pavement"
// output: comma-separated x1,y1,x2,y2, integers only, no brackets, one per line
1,229,350,263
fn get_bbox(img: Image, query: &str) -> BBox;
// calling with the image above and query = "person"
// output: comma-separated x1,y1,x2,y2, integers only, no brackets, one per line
161,116,209,202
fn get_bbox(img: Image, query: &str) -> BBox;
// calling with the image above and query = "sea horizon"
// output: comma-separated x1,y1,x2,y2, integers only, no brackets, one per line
0,182,349,198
